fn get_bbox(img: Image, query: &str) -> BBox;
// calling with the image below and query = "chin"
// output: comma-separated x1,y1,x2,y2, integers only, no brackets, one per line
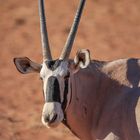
42,121,61,128
47,122,60,128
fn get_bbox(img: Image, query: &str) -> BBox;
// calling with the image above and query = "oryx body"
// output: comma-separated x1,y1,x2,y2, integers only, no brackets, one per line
64,58,140,140
13,0,140,140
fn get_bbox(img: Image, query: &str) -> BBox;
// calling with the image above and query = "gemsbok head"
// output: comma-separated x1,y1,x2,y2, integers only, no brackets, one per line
14,0,87,128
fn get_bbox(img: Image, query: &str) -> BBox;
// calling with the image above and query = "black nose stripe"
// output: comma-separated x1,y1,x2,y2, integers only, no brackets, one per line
46,76,61,103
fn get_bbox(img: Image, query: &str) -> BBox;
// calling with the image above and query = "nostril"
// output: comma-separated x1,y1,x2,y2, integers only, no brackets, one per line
44,116,50,123
49,114,57,124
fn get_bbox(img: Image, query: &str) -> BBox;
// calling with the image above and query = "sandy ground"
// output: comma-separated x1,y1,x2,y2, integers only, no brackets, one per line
0,0,140,140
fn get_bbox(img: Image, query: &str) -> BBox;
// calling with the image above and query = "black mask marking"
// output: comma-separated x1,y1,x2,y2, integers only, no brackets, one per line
46,76,61,103
45,60,62,71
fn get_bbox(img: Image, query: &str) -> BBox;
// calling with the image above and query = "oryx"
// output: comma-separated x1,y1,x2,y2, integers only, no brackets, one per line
13,0,140,140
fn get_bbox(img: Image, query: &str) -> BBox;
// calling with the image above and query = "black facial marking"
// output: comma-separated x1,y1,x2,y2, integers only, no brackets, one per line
62,78,69,110
46,76,61,103
45,60,62,71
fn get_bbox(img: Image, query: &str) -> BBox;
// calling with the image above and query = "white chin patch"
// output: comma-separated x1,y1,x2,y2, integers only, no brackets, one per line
42,102,64,128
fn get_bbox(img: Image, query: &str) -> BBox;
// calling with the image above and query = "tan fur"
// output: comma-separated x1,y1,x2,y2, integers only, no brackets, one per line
65,58,140,140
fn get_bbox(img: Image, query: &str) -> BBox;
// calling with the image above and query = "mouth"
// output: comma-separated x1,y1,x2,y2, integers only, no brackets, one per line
43,120,60,128
47,122,59,128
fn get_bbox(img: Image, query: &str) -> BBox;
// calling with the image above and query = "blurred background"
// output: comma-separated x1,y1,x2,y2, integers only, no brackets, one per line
0,0,140,139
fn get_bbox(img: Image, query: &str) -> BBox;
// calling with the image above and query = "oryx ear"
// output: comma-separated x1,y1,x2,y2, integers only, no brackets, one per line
74,49,91,69
13,57,41,74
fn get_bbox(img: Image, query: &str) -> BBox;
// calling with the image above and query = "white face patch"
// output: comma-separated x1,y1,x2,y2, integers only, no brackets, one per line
40,61,69,127
40,61,68,79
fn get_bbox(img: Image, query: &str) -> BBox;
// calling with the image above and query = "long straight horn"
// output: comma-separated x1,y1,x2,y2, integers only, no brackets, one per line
59,0,86,60
39,0,52,61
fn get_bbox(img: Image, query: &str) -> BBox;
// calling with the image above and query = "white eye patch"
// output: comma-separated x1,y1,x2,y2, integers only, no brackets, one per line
40,63,52,79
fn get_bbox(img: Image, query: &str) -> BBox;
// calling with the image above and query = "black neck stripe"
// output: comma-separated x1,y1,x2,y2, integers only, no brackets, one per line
62,78,69,110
